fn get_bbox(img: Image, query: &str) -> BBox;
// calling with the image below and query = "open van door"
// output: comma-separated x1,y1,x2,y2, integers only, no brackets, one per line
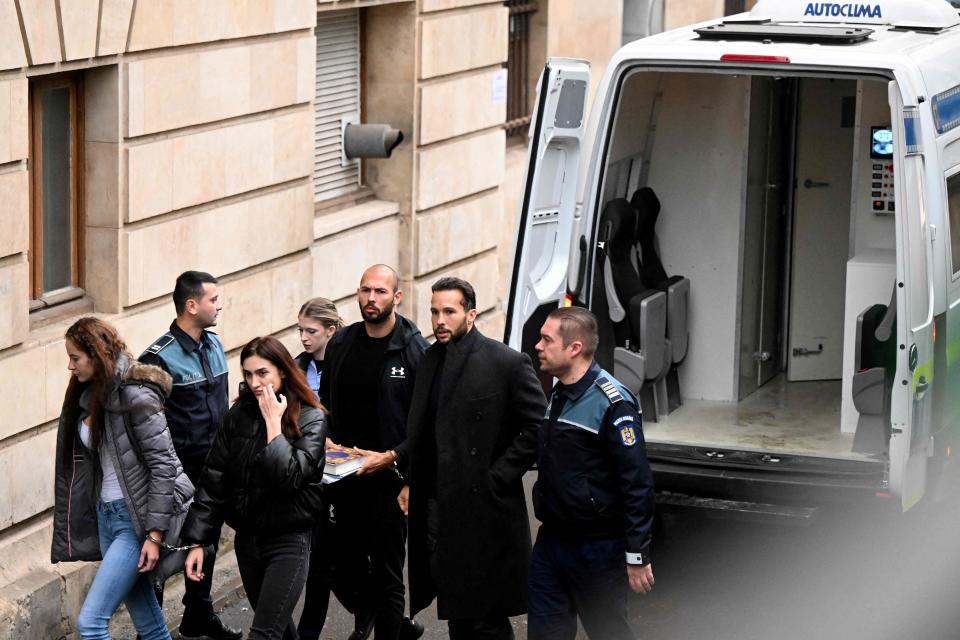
504,58,590,359
887,81,934,511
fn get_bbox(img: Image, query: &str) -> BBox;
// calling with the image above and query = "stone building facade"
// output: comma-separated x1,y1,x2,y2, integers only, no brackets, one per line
0,0,624,636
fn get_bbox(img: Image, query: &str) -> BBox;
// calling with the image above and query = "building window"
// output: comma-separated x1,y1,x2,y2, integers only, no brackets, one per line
315,9,362,203
505,0,538,138
29,74,84,307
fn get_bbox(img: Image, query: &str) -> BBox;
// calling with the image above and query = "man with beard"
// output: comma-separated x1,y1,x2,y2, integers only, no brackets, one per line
321,264,428,640
399,277,546,640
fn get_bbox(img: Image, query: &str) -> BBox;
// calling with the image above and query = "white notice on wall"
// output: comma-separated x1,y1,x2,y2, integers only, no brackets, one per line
492,69,507,105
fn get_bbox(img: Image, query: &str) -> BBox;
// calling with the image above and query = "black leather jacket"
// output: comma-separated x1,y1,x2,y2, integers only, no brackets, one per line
180,397,326,544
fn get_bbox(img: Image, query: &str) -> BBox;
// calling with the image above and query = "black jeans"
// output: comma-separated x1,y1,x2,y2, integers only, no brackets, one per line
527,529,634,640
331,472,407,640
235,529,312,640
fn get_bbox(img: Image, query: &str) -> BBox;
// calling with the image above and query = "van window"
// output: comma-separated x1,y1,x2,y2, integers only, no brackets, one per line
949,171,960,276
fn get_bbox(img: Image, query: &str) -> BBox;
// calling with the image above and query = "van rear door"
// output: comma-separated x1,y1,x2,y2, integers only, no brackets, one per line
887,80,933,511
505,58,590,358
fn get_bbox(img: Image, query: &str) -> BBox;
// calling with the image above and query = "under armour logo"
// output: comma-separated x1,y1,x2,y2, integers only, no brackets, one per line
390,367,405,378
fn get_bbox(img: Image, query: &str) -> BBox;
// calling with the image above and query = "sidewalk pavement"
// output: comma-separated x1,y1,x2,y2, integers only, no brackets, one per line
108,538,530,639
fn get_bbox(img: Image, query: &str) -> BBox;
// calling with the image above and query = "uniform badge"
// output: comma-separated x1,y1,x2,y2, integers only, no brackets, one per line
620,424,637,446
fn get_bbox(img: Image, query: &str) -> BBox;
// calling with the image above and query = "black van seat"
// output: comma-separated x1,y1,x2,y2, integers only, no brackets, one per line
598,198,668,420
631,187,690,414
852,285,896,456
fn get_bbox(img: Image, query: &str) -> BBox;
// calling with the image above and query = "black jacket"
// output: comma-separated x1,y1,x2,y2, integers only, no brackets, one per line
406,328,546,619
180,397,327,544
534,362,655,558
320,314,428,467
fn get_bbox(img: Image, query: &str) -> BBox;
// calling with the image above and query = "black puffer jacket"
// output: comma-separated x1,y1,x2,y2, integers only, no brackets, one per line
51,355,194,565
180,396,327,544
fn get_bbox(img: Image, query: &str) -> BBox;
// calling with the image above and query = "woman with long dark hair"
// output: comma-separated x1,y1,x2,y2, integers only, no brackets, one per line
51,317,193,639
181,336,326,640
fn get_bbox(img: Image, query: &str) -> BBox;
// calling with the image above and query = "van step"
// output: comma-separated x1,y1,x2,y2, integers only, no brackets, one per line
656,491,818,524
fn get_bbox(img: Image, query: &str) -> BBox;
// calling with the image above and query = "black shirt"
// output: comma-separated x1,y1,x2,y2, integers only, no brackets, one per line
335,328,393,450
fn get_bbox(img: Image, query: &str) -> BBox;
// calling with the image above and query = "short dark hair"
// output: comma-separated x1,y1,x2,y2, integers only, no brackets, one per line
173,271,218,315
431,277,476,311
547,306,599,359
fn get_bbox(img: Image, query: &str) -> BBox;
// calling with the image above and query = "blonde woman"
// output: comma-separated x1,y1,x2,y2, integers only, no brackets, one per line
295,297,343,399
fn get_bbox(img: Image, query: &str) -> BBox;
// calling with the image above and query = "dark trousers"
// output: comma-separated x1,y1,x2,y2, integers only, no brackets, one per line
331,472,407,640
447,616,514,640
154,451,217,626
235,529,312,640
297,504,363,640
426,500,514,640
527,529,634,640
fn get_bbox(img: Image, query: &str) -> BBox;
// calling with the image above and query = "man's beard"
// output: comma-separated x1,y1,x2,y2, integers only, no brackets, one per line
437,319,469,343
360,299,395,324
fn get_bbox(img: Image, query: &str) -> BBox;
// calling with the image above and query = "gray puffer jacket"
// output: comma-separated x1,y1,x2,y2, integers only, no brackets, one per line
51,354,194,577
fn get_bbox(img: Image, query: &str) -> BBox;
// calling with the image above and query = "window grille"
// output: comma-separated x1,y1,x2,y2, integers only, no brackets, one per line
315,10,361,202
504,1,538,138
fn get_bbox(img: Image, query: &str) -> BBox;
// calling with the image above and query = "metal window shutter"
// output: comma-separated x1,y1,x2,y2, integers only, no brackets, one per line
315,10,360,202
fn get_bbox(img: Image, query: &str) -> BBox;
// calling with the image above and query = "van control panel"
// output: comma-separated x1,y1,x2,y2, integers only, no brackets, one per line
870,126,894,215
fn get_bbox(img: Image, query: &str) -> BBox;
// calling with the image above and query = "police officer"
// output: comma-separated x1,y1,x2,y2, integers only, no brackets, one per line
528,307,655,640
140,270,241,640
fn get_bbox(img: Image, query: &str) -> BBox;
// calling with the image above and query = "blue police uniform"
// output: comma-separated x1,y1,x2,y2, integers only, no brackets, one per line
139,321,230,628
528,362,655,640
139,322,229,459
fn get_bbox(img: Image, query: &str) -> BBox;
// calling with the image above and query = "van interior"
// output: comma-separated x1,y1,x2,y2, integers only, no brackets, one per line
592,69,899,462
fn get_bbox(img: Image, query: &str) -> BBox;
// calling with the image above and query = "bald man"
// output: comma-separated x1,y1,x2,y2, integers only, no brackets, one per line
320,265,429,640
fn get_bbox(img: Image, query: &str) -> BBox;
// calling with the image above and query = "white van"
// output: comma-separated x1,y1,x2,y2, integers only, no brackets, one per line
506,0,960,513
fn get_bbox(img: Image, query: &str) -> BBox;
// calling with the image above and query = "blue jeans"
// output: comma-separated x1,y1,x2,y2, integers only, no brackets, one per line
527,529,634,640
76,499,171,640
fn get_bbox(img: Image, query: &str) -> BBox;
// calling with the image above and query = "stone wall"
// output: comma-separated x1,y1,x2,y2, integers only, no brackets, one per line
410,0,509,339
663,0,760,30
0,2,316,637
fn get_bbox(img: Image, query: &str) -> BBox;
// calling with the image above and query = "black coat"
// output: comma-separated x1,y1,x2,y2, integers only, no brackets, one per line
180,397,326,544
406,328,546,619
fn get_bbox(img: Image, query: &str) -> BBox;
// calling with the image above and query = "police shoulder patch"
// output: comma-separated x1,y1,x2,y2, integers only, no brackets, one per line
595,377,624,405
145,334,175,355
619,423,637,446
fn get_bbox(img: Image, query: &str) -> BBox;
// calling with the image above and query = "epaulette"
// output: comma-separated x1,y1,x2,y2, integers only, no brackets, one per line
144,334,175,356
595,376,624,405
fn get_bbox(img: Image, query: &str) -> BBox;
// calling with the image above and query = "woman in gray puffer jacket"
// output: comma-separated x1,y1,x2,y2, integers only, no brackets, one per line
51,317,193,640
